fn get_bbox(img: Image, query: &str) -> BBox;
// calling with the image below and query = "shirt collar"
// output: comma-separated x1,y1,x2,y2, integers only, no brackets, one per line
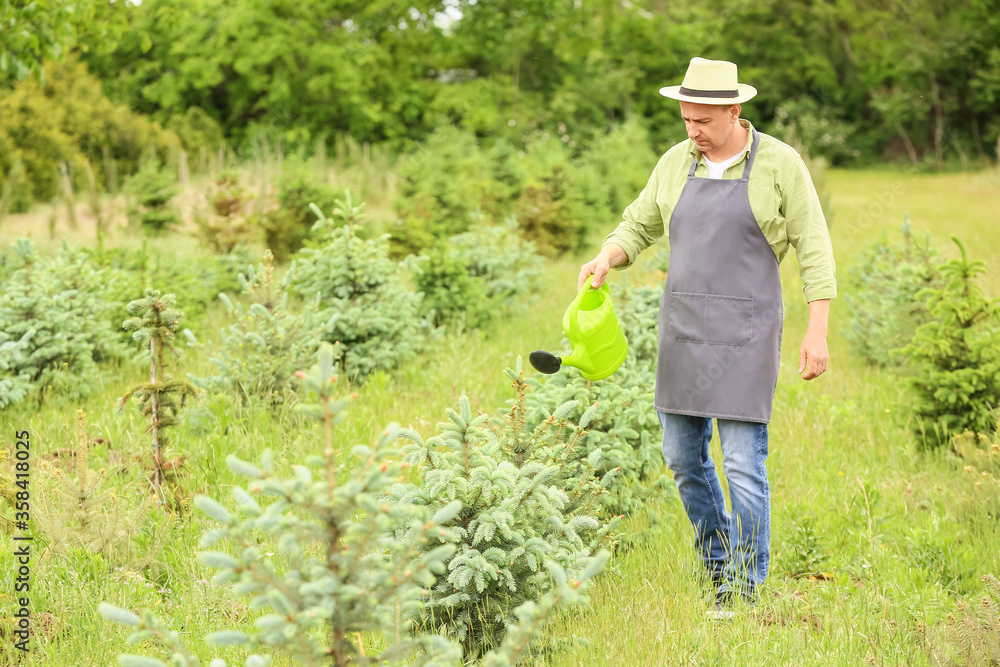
688,119,755,162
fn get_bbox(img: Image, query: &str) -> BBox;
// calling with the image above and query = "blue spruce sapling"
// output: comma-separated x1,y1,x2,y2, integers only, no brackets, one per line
899,237,1000,446
119,289,199,490
194,249,323,406
289,192,425,382
388,359,619,656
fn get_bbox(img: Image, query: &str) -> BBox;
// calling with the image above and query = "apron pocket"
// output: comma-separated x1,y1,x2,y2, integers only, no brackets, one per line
668,292,754,346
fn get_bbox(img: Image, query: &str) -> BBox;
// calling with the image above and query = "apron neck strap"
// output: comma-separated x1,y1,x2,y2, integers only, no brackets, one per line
741,128,760,180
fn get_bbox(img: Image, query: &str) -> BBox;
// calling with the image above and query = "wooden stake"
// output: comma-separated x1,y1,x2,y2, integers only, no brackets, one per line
179,150,190,191
0,158,23,229
101,145,118,195
82,158,104,239
59,161,78,230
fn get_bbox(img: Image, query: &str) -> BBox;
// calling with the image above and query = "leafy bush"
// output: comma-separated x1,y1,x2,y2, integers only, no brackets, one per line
844,221,943,366
773,98,861,166
575,118,660,225
393,126,522,256
290,195,425,382
259,165,344,262
124,159,179,234
193,251,322,405
388,361,619,656
413,242,492,329
0,239,130,406
513,137,605,256
413,216,543,328
165,106,225,157
0,58,178,210
898,237,1000,447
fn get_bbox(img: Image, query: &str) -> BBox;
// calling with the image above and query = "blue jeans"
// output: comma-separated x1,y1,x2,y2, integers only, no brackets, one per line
658,411,770,596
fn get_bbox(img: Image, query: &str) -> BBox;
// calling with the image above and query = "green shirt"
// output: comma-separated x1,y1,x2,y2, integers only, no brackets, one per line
603,120,837,303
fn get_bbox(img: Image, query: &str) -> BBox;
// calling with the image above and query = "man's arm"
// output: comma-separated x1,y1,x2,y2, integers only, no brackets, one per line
600,153,669,272
781,151,835,381
799,299,830,380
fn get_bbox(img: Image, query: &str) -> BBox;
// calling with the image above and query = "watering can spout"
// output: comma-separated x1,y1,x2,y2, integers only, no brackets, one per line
529,282,628,381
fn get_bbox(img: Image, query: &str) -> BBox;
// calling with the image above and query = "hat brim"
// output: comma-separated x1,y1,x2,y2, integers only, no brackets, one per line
659,83,757,105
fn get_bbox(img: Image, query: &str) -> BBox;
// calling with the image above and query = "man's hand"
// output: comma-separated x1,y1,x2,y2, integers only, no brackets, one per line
578,243,628,289
799,299,831,380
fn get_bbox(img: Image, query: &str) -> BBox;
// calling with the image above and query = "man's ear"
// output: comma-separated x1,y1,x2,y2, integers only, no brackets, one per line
730,104,742,121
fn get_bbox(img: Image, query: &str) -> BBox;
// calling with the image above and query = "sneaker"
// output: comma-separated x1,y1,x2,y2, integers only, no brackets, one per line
706,589,755,621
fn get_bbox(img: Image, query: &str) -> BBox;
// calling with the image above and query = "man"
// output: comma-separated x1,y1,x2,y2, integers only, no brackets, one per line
578,57,836,612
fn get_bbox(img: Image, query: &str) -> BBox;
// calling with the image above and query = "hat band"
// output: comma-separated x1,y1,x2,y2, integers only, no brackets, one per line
679,86,739,98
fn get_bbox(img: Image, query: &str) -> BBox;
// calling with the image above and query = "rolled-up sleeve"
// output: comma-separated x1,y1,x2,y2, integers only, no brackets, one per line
782,154,837,302
602,157,667,269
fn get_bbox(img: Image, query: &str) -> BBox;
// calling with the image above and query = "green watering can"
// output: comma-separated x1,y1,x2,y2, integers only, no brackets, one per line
529,281,628,381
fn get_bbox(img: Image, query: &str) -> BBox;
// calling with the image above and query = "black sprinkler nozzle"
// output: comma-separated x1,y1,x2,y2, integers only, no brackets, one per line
529,350,562,374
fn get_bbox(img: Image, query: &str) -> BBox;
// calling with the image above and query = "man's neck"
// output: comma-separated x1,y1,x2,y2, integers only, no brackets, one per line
703,121,749,162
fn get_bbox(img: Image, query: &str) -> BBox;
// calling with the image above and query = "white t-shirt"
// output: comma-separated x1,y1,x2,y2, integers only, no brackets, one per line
703,152,741,179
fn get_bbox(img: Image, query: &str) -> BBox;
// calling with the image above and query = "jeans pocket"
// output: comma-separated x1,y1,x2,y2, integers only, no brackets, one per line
668,292,754,346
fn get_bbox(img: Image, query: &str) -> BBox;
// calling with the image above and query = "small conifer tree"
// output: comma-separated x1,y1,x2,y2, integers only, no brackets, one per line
119,289,199,490
845,220,944,366
34,410,149,561
290,192,425,382
524,371,663,518
99,555,608,667
925,573,1000,666
0,238,129,404
125,159,179,233
412,215,542,329
194,250,322,406
522,281,666,518
388,359,619,656
195,169,255,254
898,237,1000,446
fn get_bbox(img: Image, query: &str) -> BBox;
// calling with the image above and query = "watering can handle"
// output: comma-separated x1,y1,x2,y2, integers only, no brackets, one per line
571,280,611,310
572,280,610,307
565,281,610,332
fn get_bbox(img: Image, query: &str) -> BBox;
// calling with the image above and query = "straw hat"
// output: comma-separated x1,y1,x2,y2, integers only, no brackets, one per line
659,57,757,104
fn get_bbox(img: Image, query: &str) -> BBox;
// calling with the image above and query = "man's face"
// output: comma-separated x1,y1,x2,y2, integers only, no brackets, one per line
679,102,739,157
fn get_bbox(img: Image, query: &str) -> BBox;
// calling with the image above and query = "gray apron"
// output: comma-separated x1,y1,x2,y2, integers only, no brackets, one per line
655,129,783,423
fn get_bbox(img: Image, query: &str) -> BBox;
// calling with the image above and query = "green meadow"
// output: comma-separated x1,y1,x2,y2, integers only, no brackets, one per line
1,166,999,666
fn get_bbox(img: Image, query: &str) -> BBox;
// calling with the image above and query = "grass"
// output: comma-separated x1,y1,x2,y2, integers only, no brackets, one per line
2,165,1000,666
533,167,1000,666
